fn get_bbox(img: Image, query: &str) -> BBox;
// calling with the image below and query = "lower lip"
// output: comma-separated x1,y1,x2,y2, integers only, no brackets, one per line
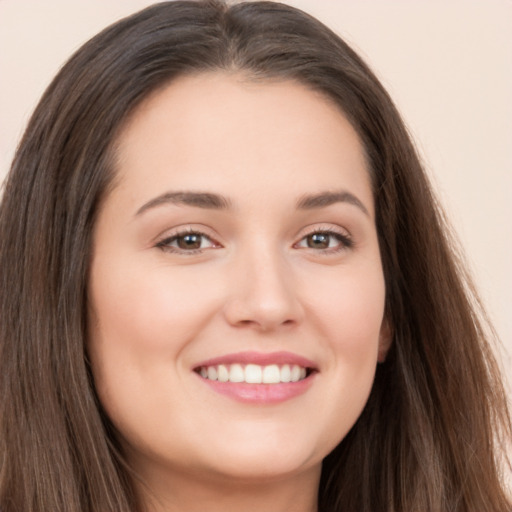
197,374,315,404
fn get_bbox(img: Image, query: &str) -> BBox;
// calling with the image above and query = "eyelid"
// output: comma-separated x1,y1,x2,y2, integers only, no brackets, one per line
153,223,353,255
293,224,354,252
155,225,223,254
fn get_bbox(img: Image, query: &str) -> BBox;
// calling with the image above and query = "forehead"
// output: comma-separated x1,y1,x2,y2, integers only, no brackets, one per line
111,72,373,215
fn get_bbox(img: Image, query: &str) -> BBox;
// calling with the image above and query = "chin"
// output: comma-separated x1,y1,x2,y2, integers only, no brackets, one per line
195,431,327,482
205,451,320,483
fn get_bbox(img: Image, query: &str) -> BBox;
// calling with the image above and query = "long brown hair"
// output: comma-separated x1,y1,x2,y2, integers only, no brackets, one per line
1,2,510,511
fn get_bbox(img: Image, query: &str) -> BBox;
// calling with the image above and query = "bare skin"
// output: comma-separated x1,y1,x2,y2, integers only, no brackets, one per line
88,72,389,511
139,464,319,512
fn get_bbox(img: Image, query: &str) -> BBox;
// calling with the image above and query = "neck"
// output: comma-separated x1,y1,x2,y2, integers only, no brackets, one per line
136,464,321,512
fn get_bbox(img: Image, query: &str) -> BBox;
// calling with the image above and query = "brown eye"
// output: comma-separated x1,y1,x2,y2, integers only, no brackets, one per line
306,233,331,249
157,231,218,253
295,230,353,252
176,233,203,250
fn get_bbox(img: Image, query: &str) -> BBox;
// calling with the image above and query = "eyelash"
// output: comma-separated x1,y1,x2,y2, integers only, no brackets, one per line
294,228,353,253
155,227,353,255
156,228,218,255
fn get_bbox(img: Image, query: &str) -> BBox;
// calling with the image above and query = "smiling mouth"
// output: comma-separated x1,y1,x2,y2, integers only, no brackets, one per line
195,363,314,384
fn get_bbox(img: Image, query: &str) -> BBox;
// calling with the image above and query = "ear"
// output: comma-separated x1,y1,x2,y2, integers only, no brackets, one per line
377,317,393,363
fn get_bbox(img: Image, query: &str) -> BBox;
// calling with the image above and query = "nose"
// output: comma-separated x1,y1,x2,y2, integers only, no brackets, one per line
222,246,304,332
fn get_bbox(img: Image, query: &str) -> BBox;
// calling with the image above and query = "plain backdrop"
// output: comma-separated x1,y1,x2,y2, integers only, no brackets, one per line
1,0,511,387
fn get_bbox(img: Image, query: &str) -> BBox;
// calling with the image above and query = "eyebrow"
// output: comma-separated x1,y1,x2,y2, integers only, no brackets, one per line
135,189,369,217
296,190,370,216
135,191,232,216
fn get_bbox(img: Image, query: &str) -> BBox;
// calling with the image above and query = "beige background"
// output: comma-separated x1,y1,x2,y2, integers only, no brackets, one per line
1,0,511,385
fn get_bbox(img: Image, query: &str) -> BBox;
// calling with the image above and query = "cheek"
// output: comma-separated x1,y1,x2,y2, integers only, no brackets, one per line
88,259,221,359
309,262,386,352
87,260,216,441
311,267,385,441
307,262,385,408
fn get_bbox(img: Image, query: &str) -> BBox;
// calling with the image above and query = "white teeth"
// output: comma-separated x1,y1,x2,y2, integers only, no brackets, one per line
280,364,291,383
245,364,262,384
207,366,217,381
198,363,310,384
262,364,280,384
290,365,301,382
229,363,245,383
217,364,229,382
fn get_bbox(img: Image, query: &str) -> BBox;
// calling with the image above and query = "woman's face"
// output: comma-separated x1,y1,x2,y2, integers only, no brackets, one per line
88,73,389,488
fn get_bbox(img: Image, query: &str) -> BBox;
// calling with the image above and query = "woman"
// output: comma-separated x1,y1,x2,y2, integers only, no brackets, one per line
0,1,510,511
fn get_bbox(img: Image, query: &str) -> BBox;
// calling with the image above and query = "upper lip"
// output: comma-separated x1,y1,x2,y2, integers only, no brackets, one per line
193,351,318,370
